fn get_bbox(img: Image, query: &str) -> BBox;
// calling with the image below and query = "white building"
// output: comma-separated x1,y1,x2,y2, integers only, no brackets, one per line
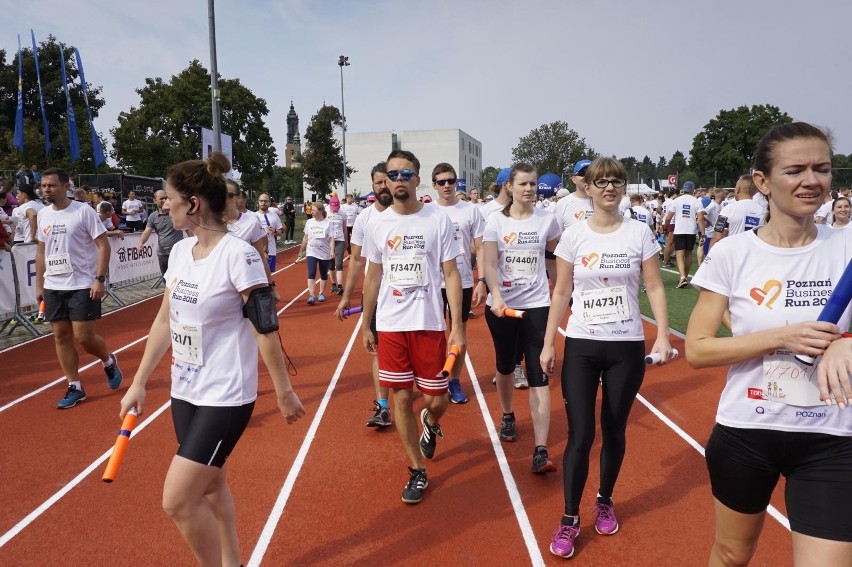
319,128,482,201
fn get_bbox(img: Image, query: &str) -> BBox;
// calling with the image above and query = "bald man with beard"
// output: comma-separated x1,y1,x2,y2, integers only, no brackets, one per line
256,193,283,271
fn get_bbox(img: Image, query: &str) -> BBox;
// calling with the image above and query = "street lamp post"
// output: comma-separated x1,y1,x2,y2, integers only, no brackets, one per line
207,0,222,151
338,55,350,196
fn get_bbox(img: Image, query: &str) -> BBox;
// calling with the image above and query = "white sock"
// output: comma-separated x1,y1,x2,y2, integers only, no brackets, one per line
70,380,82,390
103,354,115,368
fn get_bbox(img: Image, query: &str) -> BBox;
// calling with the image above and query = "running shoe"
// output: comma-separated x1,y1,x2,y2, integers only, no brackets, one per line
447,379,468,404
492,375,497,385
104,354,123,390
468,310,475,319
318,293,326,302
593,498,619,535
550,522,580,558
419,408,443,460
337,286,344,296
366,401,392,428
532,447,557,474
307,295,316,305
499,413,516,442
513,365,529,389
676,277,689,289
401,467,428,504
57,384,87,409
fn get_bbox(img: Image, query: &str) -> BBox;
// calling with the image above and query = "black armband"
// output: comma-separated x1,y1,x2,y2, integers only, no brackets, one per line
242,286,279,334
713,216,729,233
544,250,557,260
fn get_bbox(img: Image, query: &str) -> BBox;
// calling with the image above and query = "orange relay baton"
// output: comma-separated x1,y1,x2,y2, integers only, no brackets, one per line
501,307,525,318
103,408,139,483
441,345,461,377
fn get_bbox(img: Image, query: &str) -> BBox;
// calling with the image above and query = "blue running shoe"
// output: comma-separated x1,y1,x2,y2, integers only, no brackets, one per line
307,295,316,305
57,384,87,409
447,379,468,404
104,354,123,390
318,293,326,302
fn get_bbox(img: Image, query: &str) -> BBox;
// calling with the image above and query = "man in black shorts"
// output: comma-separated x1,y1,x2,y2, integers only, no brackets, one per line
36,168,123,409
664,181,706,288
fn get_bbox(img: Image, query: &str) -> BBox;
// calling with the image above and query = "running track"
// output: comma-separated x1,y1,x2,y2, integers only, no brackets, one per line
0,246,792,566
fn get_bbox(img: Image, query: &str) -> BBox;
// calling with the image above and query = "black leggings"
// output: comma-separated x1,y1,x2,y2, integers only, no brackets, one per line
561,337,645,515
485,306,549,387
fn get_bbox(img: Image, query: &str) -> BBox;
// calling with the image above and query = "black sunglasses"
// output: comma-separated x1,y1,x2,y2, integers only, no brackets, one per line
434,178,457,187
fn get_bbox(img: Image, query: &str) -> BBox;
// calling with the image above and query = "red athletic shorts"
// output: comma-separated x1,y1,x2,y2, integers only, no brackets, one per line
377,330,448,395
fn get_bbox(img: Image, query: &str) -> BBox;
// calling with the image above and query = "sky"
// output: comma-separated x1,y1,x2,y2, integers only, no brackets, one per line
6,0,852,171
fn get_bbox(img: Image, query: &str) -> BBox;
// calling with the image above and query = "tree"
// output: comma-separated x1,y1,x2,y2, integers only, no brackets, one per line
0,35,107,171
511,121,596,176
478,166,500,190
669,151,688,176
690,104,792,187
832,153,852,189
261,165,303,201
656,156,668,178
300,105,352,201
111,60,276,187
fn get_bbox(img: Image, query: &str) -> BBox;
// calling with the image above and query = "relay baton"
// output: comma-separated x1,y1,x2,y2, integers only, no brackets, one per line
342,306,362,317
795,260,852,365
103,408,139,483
501,307,525,318
441,345,461,377
645,348,679,365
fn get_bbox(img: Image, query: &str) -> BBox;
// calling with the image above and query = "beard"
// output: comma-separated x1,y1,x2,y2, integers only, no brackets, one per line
393,187,410,201
377,190,393,207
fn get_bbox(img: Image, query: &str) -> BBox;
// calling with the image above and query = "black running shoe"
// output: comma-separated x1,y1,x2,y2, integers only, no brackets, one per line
532,447,558,474
499,413,516,442
401,467,428,504
419,408,443,460
366,401,392,428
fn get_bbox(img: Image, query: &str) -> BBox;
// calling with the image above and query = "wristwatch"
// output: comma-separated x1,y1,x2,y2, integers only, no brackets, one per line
269,281,276,287
95,275,106,283
477,277,486,284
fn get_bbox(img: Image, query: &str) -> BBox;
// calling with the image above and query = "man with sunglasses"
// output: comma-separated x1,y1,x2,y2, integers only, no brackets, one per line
138,189,184,276
432,163,486,404
553,159,594,231
360,150,465,504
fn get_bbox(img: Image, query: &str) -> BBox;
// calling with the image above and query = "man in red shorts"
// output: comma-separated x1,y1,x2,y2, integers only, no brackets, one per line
360,149,465,504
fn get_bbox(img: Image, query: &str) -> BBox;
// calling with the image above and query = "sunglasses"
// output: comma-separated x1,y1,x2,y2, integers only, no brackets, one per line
592,178,627,189
387,169,416,182
434,178,457,187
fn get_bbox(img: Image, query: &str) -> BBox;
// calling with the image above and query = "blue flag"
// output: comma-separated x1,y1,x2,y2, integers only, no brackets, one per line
73,48,106,167
59,44,80,162
13,35,24,153
31,31,51,157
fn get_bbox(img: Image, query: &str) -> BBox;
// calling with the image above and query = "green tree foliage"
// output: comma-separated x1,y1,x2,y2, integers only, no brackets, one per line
479,166,500,190
111,60,276,186
690,104,792,187
832,154,852,189
668,151,687,176
0,35,107,171
261,166,304,201
300,105,352,201
511,121,596,176
657,156,668,177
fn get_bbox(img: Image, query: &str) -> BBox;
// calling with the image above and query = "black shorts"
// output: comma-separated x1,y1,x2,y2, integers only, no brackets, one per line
706,423,852,541
485,305,549,387
441,287,473,323
43,288,101,322
171,398,255,468
673,233,696,251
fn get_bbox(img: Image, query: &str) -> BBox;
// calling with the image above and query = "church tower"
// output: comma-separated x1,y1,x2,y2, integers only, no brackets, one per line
285,101,301,167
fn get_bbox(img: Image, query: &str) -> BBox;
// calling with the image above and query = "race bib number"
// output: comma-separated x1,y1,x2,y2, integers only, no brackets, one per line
388,255,425,287
46,253,73,276
579,286,630,325
762,349,821,407
171,322,204,366
502,249,539,278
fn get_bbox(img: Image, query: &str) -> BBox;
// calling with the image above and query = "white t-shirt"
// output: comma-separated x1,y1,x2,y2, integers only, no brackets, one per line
437,200,485,288
618,196,631,215
553,193,594,230
624,205,653,228
363,205,462,332
228,212,266,245
703,200,721,237
341,203,360,227
255,210,282,258
268,206,282,217
37,200,106,290
691,226,852,436
815,201,833,224
304,218,333,260
717,199,764,236
12,200,44,243
351,204,382,248
479,198,506,221
327,212,347,242
165,235,268,406
671,194,705,235
122,199,144,221
558,218,660,341
661,198,675,225
483,209,561,310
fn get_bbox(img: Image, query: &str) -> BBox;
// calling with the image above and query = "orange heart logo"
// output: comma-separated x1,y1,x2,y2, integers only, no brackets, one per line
503,232,518,245
387,236,402,250
574,210,584,220
750,279,782,309
581,252,599,269
43,224,52,235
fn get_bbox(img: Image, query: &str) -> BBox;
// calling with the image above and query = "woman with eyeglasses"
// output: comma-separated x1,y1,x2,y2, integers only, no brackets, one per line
298,202,334,305
482,162,563,474
541,157,672,559
831,196,850,229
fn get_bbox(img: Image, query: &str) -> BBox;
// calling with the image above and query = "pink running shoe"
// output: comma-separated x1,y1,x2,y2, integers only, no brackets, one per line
550,522,580,558
594,499,619,535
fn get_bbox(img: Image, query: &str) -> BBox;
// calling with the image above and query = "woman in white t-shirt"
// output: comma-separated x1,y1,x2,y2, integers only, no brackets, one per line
326,194,349,295
687,123,852,565
541,157,672,559
830,196,850,230
119,152,304,567
482,162,562,474
297,202,334,305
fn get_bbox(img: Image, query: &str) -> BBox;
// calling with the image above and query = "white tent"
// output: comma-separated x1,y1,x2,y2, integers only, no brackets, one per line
626,183,657,195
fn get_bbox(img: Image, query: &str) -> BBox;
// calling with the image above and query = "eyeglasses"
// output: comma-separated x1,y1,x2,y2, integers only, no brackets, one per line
227,192,237,199
387,169,416,182
434,178,457,187
592,178,627,189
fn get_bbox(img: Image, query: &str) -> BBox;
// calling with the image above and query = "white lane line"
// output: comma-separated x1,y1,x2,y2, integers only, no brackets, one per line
0,400,172,549
247,318,361,567
465,354,545,567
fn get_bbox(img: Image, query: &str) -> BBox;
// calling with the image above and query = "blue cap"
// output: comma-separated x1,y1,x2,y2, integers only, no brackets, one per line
495,167,511,186
682,181,695,192
572,159,592,176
